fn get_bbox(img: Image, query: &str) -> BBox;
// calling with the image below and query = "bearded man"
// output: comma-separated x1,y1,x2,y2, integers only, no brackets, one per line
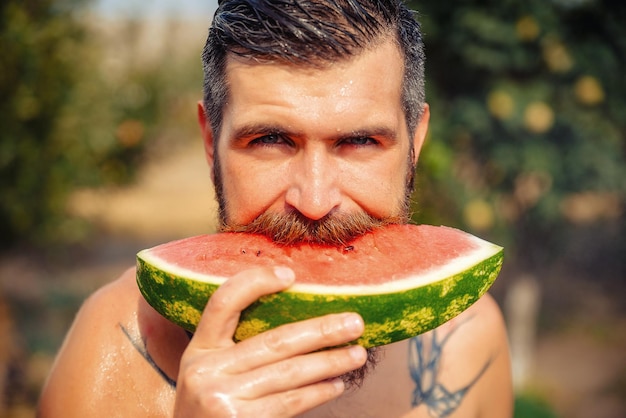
38,1,513,416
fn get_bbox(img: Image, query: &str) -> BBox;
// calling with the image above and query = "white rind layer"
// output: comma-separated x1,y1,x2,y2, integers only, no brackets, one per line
138,234,502,296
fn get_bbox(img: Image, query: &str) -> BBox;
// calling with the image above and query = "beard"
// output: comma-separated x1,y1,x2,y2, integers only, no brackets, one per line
211,150,417,389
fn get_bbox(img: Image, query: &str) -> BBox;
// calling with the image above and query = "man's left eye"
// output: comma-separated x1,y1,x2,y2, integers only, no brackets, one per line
344,137,377,146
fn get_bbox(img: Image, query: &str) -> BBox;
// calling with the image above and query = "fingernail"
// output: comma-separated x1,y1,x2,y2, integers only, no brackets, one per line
273,266,295,284
331,377,345,393
343,314,364,334
349,345,366,363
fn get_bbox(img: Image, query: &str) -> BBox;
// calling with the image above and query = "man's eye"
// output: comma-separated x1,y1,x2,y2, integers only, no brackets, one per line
343,137,378,146
250,134,288,146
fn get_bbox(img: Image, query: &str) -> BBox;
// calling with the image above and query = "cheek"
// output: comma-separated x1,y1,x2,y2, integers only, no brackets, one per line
342,158,410,216
220,158,288,223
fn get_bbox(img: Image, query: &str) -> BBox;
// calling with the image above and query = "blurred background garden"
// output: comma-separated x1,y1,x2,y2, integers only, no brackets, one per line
0,0,624,417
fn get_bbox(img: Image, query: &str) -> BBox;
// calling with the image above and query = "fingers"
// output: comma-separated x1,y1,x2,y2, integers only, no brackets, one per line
230,312,364,373
176,345,367,418
237,345,367,399
260,378,346,417
175,375,347,418
191,266,296,349
192,263,365,374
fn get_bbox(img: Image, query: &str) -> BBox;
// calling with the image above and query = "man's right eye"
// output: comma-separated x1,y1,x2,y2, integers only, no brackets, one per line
249,134,290,146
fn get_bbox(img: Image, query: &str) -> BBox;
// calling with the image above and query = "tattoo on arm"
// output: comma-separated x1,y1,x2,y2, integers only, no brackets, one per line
119,323,177,388
408,325,492,417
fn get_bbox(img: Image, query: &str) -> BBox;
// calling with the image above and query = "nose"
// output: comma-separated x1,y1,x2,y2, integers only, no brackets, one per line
284,145,341,221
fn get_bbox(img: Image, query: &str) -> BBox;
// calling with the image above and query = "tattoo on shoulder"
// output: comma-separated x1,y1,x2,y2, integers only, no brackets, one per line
119,323,178,388
408,323,492,417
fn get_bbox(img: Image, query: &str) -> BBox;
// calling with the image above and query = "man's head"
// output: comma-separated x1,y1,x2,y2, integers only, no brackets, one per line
200,0,428,232
200,0,429,231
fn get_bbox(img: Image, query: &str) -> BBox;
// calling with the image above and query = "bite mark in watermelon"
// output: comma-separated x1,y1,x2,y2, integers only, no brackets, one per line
136,224,503,348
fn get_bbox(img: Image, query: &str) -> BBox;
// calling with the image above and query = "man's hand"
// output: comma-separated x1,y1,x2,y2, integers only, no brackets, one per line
174,266,367,417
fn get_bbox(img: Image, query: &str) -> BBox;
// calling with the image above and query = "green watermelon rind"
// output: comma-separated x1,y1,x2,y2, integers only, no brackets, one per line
136,249,503,348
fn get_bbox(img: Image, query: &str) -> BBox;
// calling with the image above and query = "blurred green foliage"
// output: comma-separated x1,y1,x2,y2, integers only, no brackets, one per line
410,0,626,276
514,393,559,418
0,0,202,249
1,0,134,247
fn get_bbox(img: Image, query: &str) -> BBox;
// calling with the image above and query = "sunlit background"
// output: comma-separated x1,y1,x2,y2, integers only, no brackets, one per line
1,0,624,417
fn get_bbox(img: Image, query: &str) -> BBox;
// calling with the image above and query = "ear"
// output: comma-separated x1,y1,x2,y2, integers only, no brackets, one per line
197,101,216,181
411,103,430,166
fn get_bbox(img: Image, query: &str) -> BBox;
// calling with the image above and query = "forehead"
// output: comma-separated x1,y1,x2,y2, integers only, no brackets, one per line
220,41,407,139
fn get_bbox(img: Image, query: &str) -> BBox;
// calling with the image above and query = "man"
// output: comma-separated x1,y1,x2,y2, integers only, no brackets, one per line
39,1,513,416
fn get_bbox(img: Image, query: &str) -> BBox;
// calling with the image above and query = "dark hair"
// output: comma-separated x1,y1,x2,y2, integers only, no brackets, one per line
202,0,425,141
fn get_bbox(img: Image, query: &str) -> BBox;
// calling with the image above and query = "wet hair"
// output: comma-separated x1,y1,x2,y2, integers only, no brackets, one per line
201,0,425,140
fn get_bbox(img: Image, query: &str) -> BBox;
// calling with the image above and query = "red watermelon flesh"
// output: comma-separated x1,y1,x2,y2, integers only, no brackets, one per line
137,224,503,347
145,225,485,289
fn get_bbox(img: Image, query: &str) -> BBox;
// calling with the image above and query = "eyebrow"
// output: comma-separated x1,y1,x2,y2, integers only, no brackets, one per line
228,123,399,145
337,127,399,144
229,123,298,144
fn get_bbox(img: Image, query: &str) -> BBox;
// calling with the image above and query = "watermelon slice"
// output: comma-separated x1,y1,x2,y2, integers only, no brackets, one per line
136,224,503,348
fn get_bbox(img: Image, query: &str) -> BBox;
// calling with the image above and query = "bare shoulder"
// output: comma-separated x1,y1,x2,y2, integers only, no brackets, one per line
38,268,141,416
38,268,182,417
448,292,509,345
404,293,513,418
72,267,140,322
302,294,512,418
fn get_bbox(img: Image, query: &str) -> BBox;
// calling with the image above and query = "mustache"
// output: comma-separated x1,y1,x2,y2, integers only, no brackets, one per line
220,211,404,246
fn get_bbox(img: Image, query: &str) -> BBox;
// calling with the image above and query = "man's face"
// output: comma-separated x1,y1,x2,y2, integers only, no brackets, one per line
201,40,429,235
198,40,430,386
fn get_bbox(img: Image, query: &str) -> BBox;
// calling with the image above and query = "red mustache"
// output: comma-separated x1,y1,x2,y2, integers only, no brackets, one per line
220,211,403,246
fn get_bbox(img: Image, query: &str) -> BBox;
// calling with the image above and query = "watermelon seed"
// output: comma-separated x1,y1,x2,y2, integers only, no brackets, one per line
256,250,262,256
